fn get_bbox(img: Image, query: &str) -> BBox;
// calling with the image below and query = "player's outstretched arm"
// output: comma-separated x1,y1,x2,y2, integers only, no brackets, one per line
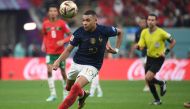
63,32,72,43
115,28,123,50
105,28,123,54
106,41,117,54
56,32,72,46
53,44,74,70
106,28,123,54
41,40,46,52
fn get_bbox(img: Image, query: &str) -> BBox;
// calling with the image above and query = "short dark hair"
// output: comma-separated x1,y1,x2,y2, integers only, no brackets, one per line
48,4,58,11
148,13,157,19
140,16,146,20
84,10,97,16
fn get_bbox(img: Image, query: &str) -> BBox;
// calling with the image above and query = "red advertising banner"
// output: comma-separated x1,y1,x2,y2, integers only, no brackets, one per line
99,58,190,80
1,57,190,80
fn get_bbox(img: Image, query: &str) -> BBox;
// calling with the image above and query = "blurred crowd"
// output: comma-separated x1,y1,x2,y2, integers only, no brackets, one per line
30,0,190,27
1,0,190,58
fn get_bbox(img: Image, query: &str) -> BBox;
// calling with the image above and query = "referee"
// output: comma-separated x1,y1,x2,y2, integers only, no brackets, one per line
135,14,176,105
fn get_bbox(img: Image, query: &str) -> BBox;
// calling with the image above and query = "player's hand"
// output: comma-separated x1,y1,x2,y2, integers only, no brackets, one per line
134,44,144,50
106,46,118,54
52,59,60,70
160,53,165,58
57,40,65,46
133,44,140,50
161,48,170,58
41,43,46,52
133,44,138,49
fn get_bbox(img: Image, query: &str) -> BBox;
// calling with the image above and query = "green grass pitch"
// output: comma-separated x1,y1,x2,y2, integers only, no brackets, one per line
0,80,189,109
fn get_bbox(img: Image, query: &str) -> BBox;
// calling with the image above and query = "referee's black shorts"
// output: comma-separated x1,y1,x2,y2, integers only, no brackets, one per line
145,56,165,74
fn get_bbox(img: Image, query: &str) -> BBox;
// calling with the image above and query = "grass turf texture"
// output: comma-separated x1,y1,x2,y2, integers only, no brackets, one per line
0,80,189,109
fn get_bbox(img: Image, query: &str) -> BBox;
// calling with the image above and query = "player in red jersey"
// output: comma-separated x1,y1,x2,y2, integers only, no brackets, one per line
41,4,72,102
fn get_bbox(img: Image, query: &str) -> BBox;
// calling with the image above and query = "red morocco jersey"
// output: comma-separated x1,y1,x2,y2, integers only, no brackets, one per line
42,19,70,54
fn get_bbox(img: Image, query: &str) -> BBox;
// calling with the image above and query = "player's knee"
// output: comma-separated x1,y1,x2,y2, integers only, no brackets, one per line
47,71,52,77
145,74,154,82
145,76,152,82
145,76,149,81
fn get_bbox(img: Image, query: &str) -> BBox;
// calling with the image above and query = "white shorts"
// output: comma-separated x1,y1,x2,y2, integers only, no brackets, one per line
67,62,99,82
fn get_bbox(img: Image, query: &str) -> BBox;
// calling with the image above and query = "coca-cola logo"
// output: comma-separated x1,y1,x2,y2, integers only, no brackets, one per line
128,59,189,80
23,58,47,80
23,58,73,80
156,59,188,80
127,59,145,80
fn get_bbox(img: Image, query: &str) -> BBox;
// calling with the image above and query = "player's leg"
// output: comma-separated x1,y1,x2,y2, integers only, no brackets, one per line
89,75,98,97
97,85,103,97
59,65,98,109
46,64,57,101
76,76,91,109
60,61,68,100
58,62,81,109
89,74,103,97
145,56,166,105
150,57,166,96
77,66,98,108
142,57,150,92
145,71,161,105
96,75,103,97
64,62,80,91
151,78,166,96
60,66,67,81
59,76,87,109
46,55,57,101
60,68,69,100
59,77,89,109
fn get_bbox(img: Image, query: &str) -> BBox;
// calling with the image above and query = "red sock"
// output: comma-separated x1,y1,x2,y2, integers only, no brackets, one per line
58,83,84,109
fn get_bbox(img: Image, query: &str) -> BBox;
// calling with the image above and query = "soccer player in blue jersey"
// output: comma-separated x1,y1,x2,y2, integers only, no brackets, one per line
53,10,123,109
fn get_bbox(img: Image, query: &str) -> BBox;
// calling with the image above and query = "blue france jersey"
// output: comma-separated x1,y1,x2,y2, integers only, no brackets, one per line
70,24,117,70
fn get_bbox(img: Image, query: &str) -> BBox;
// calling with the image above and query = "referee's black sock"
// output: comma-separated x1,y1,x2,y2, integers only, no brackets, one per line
148,81,160,101
152,78,163,86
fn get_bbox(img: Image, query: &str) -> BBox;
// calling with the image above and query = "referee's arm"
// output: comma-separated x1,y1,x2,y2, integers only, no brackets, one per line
165,37,176,55
134,44,144,51
134,35,146,51
167,37,176,50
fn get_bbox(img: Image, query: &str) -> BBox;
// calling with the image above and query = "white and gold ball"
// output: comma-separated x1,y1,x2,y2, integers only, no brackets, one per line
59,1,78,18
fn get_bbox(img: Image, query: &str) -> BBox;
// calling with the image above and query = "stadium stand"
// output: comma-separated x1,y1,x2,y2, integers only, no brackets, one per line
0,0,190,58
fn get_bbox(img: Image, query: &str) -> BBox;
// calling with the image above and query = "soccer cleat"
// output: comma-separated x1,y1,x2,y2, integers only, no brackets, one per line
160,81,167,96
89,94,94,97
97,92,103,97
143,85,150,92
184,102,190,108
46,95,57,102
78,91,90,109
150,100,162,105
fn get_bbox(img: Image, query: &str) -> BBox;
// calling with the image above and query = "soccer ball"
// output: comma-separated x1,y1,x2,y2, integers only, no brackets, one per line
59,1,78,18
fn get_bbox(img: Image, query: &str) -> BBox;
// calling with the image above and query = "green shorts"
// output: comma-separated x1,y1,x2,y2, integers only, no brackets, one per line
46,54,65,69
